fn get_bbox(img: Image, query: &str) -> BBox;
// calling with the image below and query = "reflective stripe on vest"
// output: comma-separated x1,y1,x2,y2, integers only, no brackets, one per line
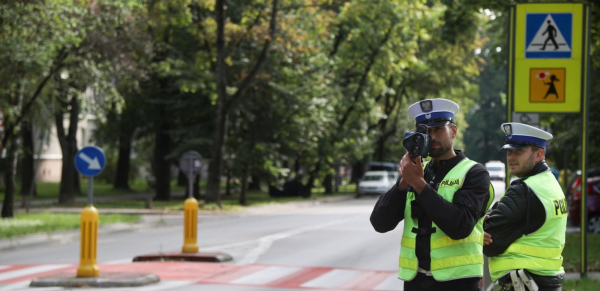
399,158,494,281
488,171,566,281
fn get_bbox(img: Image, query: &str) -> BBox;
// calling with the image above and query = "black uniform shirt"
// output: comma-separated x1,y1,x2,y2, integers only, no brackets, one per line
370,150,491,271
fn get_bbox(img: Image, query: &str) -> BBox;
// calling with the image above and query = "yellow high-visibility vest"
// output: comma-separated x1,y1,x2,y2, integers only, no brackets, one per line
489,171,566,281
399,159,494,281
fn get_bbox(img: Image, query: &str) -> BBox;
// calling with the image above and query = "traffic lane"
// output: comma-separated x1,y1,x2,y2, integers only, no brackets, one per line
0,199,389,266
257,212,401,271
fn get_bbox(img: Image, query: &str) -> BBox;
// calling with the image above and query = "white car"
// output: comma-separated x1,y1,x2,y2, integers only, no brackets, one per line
485,161,506,181
357,171,399,197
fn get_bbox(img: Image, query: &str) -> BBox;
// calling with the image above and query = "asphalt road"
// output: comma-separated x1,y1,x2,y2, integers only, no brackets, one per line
0,196,406,290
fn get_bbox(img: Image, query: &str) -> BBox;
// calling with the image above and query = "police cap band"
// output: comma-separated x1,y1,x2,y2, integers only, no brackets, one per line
501,122,553,150
407,98,459,128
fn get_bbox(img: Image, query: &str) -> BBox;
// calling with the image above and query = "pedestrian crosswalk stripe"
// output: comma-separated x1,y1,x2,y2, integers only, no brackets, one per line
231,266,301,285
374,274,403,290
300,269,363,288
0,263,403,290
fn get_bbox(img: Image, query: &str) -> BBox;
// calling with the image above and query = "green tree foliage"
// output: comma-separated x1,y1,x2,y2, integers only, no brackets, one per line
10,0,600,210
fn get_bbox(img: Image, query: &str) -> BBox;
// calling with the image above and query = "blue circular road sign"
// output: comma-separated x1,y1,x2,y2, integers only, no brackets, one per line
74,146,106,177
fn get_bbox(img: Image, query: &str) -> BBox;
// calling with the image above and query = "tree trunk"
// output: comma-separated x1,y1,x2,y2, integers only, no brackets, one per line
1,134,18,218
240,163,249,206
114,125,133,190
208,0,278,207
56,95,80,204
225,170,232,197
248,175,261,191
323,173,333,195
351,161,364,184
20,121,35,207
207,0,228,207
153,117,172,201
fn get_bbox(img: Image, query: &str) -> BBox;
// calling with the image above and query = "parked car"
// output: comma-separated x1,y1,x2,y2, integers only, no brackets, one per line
567,168,600,233
485,161,506,181
357,171,398,197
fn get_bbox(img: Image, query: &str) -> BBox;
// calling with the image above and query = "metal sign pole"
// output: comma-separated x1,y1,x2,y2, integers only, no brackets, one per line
188,157,194,198
88,177,94,205
580,3,591,277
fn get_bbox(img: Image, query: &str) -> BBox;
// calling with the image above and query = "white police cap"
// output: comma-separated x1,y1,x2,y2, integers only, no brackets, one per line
501,123,553,150
407,98,459,127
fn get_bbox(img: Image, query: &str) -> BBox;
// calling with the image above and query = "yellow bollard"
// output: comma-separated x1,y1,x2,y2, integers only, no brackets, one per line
77,205,99,277
182,197,199,253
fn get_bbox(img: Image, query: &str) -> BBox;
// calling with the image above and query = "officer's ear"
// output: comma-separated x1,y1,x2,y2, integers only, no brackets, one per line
450,123,457,138
533,147,545,163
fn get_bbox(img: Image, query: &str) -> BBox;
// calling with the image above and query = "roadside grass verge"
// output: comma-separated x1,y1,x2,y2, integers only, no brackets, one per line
0,212,141,239
563,232,600,272
563,277,600,291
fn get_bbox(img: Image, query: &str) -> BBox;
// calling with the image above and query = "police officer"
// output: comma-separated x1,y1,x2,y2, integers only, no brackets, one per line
484,123,566,291
370,98,493,291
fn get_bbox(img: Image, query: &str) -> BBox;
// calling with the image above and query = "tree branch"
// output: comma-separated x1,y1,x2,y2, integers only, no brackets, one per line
225,0,279,111
2,48,68,146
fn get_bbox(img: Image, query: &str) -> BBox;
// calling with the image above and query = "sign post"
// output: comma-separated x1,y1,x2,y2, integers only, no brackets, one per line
74,146,106,277
179,151,203,253
508,3,590,277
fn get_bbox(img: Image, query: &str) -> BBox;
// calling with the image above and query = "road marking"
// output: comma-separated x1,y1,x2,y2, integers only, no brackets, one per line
102,259,134,264
203,215,362,265
374,274,403,290
300,269,362,288
0,265,70,282
230,266,301,285
0,266,10,271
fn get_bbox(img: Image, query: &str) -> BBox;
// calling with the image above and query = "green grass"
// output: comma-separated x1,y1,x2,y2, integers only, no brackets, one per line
0,212,140,239
563,277,600,291
1,180,356,238
0,179,182,200
563,232,600,272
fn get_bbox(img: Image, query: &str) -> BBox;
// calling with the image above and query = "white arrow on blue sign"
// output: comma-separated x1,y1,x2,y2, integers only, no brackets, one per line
74,146,106,177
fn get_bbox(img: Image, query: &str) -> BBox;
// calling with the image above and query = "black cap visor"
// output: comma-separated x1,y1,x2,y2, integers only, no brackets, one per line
501,142,543,151
416,118,453,128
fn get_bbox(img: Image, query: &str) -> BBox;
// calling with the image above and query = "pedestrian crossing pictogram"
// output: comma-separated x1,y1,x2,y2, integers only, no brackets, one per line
526,13,572,59
530,68,565,103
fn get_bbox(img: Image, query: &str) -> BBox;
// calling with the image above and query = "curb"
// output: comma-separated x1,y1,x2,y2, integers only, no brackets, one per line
30,272,160,288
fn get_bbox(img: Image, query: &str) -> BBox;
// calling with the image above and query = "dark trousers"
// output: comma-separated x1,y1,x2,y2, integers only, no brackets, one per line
404,272,480,291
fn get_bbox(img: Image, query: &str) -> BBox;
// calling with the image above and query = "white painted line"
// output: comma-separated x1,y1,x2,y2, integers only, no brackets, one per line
231,266,301,285
300,269,362,288
0,266,11,271
102,258,134,264
374,274,403,290
0,264,71,282
203,216,362,265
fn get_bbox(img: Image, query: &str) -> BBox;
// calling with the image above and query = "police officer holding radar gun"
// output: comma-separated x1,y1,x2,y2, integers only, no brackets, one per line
484,123,567,291
370,98,494,291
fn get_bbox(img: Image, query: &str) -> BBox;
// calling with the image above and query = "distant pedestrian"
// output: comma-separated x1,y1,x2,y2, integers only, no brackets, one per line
484,123,566,291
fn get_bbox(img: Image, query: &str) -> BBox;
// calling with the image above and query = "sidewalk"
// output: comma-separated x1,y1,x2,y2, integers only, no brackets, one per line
1,193,356,251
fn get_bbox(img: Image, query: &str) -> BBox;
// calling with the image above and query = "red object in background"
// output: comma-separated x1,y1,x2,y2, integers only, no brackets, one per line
567,173,600,233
